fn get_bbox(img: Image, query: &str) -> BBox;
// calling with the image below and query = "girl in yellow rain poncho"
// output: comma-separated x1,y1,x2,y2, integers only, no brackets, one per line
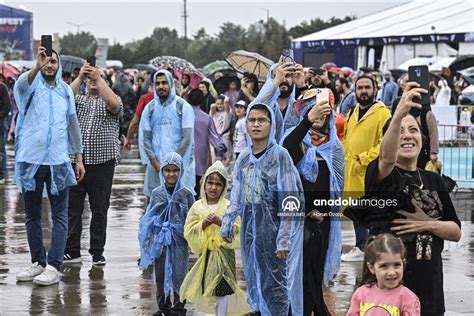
180,161,251,316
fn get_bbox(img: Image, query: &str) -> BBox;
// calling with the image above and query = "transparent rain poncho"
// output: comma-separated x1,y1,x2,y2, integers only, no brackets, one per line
138,152,195,300
180,161,251,315
13,55,82,194
253,64,299,143
281,102,345,286
221,103,304,316
138,70,195,196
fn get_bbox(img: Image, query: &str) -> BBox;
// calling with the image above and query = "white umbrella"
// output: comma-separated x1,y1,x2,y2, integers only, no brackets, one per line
226,50,274,82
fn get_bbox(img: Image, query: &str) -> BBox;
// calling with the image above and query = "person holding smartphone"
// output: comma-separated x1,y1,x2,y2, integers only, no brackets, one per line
14,44,85,286
63,62,123,265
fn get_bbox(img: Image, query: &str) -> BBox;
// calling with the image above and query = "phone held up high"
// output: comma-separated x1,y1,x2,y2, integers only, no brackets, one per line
408,65,430,105
86,56,97,67
315,88,330,105
41,35,53,57
281,49,294,64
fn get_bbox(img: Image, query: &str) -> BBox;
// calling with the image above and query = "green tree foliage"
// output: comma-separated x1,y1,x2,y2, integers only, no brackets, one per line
57,16,353,68
58,32,97,57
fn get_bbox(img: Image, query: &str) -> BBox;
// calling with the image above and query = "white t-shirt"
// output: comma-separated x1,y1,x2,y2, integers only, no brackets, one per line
435,79,451,106
233,117,247,154
212,111,232,137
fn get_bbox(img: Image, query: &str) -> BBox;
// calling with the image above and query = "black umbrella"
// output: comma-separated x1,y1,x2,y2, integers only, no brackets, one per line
449,55,474,73
213,75,241,95
60,55,85,73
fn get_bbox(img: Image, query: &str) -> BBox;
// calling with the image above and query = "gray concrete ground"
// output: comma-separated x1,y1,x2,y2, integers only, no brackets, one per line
1,146,473,315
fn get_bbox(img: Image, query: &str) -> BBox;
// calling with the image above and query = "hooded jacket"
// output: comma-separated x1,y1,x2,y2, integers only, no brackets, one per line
13,53,83,194
221,102,304,316
138,70,195,196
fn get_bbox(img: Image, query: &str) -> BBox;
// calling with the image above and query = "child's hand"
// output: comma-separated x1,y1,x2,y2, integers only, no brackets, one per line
202,213,215,230
212,215,222,226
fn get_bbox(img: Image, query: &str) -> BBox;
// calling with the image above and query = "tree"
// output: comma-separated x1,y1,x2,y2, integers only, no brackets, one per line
59,32,97,57
288,16,355,39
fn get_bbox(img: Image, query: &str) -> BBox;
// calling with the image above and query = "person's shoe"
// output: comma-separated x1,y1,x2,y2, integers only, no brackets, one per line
33,265,60,285
341,247,365,262
63,253,81,264
92,255,106,266
16,262,45,282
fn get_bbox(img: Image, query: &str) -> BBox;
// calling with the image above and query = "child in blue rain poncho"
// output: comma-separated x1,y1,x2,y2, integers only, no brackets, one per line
180,161,251,316
220,103,305,316
138,70,195,197
138,152,195,316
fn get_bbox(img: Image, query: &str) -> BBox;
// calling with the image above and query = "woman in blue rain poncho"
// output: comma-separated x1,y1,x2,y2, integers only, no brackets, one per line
220,103,304,316
138,152,195,315
138,70,195,197
282,93,344,316
253,63,299,143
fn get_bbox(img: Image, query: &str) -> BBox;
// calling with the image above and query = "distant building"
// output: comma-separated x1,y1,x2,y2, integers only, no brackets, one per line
0,4,33,60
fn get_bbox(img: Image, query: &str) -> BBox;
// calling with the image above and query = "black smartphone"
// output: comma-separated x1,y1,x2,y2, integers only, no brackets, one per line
281,49,294,64
408,65,430,105
41,35,53,57
86,56,96,67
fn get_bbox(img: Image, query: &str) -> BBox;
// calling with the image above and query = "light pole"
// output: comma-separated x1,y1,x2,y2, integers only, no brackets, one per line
260,8,269,25
67,21,86,33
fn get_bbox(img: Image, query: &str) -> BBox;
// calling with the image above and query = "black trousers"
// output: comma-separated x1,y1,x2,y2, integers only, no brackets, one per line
65,160,115,257
154,248,186,315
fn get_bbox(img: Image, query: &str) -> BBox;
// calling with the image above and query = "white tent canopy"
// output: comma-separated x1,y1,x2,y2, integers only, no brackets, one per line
293,1,474,70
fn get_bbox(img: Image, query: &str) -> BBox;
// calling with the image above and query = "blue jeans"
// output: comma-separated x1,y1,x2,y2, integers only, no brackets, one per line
23,165,69,269
353,222,368,251
0,119,6,179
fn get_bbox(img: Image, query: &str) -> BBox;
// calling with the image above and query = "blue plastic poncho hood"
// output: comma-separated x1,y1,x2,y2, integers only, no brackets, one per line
13,52,83,194
138,70,195,196
221,102,304,316
138,152,195,300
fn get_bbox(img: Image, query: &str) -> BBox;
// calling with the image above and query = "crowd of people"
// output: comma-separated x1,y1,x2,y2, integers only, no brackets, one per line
0,44,467,316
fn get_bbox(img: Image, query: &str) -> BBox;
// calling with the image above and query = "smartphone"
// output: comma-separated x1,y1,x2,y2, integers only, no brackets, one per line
408,65,430,105
281,49,294,64
312,68,324,76
315,88,330,105
41,35,53,57
86,56,96,67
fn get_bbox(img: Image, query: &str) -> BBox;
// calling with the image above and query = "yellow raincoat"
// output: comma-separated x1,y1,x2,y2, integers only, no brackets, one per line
180,161,251,315
343,102,391,198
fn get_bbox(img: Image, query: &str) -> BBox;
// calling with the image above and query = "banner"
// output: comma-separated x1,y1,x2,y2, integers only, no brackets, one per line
0,4,33,60
95,38,109,69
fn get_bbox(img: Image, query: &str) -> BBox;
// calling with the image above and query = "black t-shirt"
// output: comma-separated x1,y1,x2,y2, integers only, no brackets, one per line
365,158,461,315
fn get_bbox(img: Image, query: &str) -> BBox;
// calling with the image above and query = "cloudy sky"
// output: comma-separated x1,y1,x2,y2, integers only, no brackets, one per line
2,0,413,43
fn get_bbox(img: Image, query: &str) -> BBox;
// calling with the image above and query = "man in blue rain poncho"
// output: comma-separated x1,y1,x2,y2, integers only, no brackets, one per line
13,46,85,286
282,89,344,316
253,62,303,142
220,102,304,316
138,152,195,316
139,70,195,198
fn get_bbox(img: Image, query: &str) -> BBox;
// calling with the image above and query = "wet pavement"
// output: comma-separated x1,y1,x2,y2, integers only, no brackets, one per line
1,144,473,315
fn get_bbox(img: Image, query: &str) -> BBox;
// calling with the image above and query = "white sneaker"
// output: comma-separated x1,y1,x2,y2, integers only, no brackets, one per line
16,262,45,282
33,265,60,286
341,247,365,262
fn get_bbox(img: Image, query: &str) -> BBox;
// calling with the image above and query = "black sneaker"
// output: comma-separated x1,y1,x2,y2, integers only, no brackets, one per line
92,255,106,265
63,253,81,264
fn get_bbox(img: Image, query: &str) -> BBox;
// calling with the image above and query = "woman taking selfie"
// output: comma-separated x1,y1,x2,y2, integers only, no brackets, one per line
364,81,461,315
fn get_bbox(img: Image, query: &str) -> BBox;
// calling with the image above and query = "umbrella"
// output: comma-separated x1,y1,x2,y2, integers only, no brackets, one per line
226,50,273,82
0,62,20,78
60,55,85,73
133,64,157,73
449,55,474,73
321,62,337,70
149,56,199,73
202,60,232,76
213,75,241,95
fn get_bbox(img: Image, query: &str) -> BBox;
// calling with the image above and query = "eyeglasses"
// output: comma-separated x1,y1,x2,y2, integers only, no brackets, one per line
247,117,270,126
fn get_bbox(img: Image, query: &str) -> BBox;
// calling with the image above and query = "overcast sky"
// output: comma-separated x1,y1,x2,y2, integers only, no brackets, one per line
4,0,411,44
